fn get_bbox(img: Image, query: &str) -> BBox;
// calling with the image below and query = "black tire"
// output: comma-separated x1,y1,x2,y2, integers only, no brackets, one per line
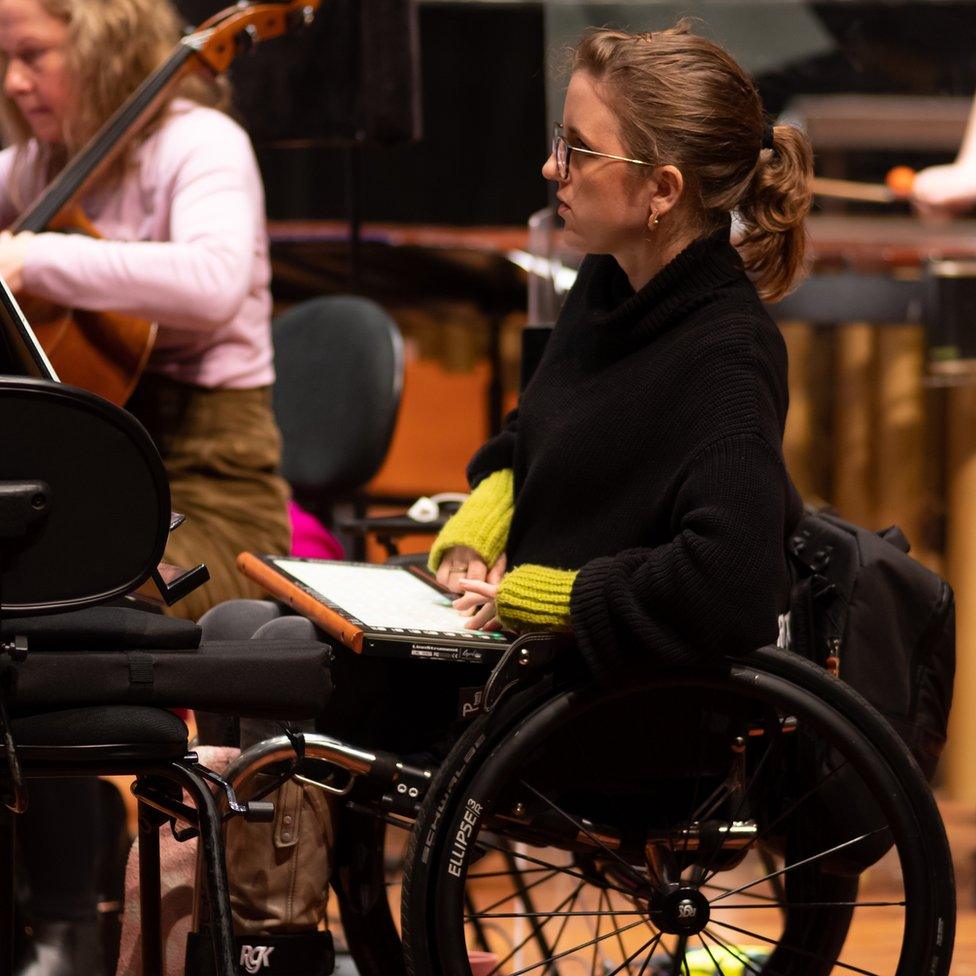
402,648,955,976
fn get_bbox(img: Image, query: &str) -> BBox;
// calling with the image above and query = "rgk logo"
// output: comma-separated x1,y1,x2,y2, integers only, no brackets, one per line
239,945,275,974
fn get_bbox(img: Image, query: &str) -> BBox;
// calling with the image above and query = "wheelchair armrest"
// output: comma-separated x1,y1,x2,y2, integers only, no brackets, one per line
483,632,573,713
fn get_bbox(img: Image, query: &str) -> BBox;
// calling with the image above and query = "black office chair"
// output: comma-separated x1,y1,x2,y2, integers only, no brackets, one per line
330,319,556,561
272,295,404,558
0,376,332,976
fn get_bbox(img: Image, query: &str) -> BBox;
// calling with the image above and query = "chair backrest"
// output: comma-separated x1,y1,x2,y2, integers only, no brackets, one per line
272,295,403,499
0,377,170,615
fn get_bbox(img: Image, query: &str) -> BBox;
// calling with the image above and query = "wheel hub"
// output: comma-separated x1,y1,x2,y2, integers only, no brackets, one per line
650,886,710,935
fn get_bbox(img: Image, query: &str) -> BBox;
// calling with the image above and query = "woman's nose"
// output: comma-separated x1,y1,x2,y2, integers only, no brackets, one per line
541,151,560,183
3,59,31,97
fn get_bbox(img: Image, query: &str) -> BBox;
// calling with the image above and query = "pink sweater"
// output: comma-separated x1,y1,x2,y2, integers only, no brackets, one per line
0,99,274,389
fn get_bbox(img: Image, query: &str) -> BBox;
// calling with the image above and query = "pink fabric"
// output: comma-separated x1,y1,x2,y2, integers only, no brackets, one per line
115,746,241,976
0,100,274,389
467,951,502,975
288,500,344,560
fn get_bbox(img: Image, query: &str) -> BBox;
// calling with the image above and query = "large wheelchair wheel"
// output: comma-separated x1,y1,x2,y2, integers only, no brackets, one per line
401,647,954,976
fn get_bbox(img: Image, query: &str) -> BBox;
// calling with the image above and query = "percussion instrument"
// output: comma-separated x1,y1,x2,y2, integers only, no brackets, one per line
811,165,916,204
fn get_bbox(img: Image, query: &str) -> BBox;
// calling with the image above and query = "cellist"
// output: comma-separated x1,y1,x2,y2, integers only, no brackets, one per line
0,0,290,970
0,0,291,625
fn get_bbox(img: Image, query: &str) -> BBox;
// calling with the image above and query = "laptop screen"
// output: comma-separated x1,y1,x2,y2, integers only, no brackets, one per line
0,278,57,380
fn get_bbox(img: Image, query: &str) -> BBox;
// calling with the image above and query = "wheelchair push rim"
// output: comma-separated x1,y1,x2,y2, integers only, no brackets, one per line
402,654,954,976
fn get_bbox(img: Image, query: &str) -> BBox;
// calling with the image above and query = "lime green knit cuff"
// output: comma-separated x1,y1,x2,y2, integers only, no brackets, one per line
496,563,578,632
428,468,514,572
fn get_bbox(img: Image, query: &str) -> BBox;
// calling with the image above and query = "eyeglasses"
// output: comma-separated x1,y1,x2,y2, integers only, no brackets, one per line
551,123,652,180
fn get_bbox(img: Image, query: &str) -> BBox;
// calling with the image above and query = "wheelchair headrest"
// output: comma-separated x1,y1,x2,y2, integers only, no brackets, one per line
0,377,170,615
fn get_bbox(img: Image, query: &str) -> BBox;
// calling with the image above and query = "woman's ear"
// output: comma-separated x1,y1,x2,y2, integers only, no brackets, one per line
650,164,685,219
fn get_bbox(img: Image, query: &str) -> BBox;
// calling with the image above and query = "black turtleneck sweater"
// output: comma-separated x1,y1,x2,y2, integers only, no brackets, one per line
468,231,802,673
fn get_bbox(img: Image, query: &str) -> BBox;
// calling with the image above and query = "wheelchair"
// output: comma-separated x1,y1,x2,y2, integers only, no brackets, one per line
223,632,955,976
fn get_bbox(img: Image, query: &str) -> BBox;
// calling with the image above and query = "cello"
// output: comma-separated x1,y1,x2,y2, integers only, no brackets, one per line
8,0,322,405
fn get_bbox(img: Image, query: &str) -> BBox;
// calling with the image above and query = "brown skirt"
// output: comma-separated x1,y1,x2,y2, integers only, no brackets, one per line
128,374,292,621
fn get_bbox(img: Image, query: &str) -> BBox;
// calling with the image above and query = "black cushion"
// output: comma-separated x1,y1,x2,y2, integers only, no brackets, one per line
1,606,201,651
10,639,332,719
12,706,187,747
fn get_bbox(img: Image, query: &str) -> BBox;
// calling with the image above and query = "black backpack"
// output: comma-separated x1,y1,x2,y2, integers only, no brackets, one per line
787,509,955,781
784,511,955,874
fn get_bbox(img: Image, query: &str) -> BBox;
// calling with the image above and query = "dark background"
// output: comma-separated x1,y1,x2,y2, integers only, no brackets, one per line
175,0,550,225
175,0,976,226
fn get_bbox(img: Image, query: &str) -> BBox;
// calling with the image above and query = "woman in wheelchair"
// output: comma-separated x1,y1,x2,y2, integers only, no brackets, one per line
207,21,954,976
436,22,808,670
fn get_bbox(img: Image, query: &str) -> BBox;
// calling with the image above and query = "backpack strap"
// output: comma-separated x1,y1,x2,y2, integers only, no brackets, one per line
787,522,842,673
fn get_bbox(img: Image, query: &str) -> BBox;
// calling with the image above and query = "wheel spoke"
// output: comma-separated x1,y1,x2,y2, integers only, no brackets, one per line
609,889,638,976
590,887,605,976
475,838,642,900
696,934,729,976
712,899,905,910
698,717,786,883
701,929,769,976
473,869,560,916
500,919,650,976
636,931,664,976
709,827,889,903
467,910,650,920
625,891,662,942
701,881,777,903
467,867,554,881
519,780,649,891
681,941,692,976
482,879,584,976
690,778,734,824
543,881,585,976
710,756,850,880
671,934,689,976
709,918,884,976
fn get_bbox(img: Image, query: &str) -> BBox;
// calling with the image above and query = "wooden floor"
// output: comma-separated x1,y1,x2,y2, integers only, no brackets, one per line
943,798,976,972
956,912,976,974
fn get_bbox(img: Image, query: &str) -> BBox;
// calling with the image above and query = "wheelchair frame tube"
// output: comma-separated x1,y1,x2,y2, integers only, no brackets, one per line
222,733,379,793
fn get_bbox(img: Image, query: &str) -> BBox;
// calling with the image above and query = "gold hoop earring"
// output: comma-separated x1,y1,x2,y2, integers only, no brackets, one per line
649,212,660,229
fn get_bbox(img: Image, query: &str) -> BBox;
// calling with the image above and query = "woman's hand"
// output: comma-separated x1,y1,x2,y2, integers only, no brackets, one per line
453,577,503,632
436,547,506,593
0,231,33,293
